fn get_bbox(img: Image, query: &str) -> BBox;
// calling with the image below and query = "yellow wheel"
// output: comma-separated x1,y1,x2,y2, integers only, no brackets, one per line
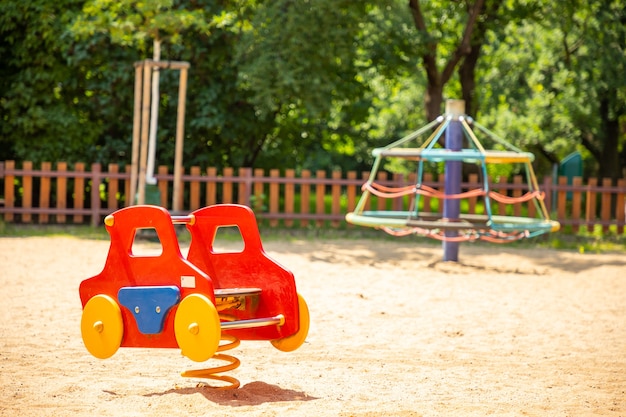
174,294,221,362
81,294,123,359
271,293,310,352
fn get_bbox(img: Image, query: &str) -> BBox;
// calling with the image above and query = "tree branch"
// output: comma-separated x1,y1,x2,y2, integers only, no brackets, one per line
408,0,439,85
441,0,485,84
580,131,602,162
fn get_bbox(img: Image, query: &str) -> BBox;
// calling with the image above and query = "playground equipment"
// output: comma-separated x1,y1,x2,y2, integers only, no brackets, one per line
346,100,559,261
79,204,309,389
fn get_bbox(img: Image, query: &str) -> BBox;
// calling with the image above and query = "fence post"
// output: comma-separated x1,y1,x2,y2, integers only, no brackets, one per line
190,166,201,211
513,175,522,217
269,169,280,227
437,174,444,214
205,167,217,206
285,169,295,227
39,162,52,224
107,163,119,212
300,170,311,228
419,172,430,213
223,167,234,204
90,163,102,227
157,165,169,209
57,162,67,223
617,178,625,235
392,173,403,212
467,173,478,215
572,176,583,232
543,177,553,213
0,162,4,212
4,161,15,222
495,176,509,215
557,176,567,223
22,162,33,223
346,171,357,215
124,165,132,207
74,163,85,224
315,170,326,227
586,177,597,232
361,171,371,212
332,170,341,227
407,172,417,214
377,171,388,211
253,168,265,212
239,167,252,206
601,178,612,233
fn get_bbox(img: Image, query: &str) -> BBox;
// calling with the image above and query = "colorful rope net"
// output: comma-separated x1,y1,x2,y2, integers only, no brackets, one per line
345,115,560,243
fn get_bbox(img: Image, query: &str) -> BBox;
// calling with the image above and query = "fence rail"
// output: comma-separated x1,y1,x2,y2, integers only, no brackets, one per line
1,160,625,234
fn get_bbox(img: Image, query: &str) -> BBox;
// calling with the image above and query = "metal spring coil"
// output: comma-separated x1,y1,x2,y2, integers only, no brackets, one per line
181,334,241,389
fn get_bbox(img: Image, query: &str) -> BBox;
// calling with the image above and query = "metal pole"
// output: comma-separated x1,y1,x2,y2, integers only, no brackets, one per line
442,100,465,262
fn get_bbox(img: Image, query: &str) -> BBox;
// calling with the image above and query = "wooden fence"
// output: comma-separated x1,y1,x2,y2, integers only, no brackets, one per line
1,160,625,234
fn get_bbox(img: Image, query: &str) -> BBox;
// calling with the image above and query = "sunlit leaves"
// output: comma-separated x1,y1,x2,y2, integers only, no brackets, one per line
478,0,625,178
70,0,212,51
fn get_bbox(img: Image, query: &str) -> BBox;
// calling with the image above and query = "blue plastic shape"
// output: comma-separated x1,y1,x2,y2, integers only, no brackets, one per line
118,286,181,334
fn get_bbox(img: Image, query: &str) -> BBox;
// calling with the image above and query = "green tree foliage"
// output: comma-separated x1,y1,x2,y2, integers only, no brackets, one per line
70,0,212,50
477,0,626,179
231,1,380,171
0,0,102,163
1,0,624,180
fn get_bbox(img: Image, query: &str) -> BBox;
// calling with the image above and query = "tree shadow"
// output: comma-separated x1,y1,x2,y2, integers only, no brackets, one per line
263,239,626,274
144,381,318,407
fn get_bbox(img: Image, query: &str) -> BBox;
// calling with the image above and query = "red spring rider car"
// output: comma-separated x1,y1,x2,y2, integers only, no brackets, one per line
79,204,309,367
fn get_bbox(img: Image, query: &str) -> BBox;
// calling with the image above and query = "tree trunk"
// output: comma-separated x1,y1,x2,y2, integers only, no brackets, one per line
458,45,480,118
598,97,620,181
409,0,485,121
425,82,444,121
458,0,503,119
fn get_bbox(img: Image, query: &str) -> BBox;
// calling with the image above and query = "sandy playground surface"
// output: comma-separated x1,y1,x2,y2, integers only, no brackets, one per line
0,234,625,417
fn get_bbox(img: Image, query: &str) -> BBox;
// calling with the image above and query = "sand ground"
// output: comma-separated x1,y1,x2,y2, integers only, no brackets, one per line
0,235,625,416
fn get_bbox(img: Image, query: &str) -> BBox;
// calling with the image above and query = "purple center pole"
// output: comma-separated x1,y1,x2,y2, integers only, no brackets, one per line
442,100,465,262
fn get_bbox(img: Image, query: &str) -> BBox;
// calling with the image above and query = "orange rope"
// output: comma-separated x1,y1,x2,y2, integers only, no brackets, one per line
363,183,415,198
380,225,529,243
364,182,486,200
487,190,544,204
480,231,528,243
362,180,548,244
416,184,486,200
365,182,545,205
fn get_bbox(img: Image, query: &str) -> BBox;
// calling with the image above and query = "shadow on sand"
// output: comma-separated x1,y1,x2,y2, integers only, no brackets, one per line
144,380,318,407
